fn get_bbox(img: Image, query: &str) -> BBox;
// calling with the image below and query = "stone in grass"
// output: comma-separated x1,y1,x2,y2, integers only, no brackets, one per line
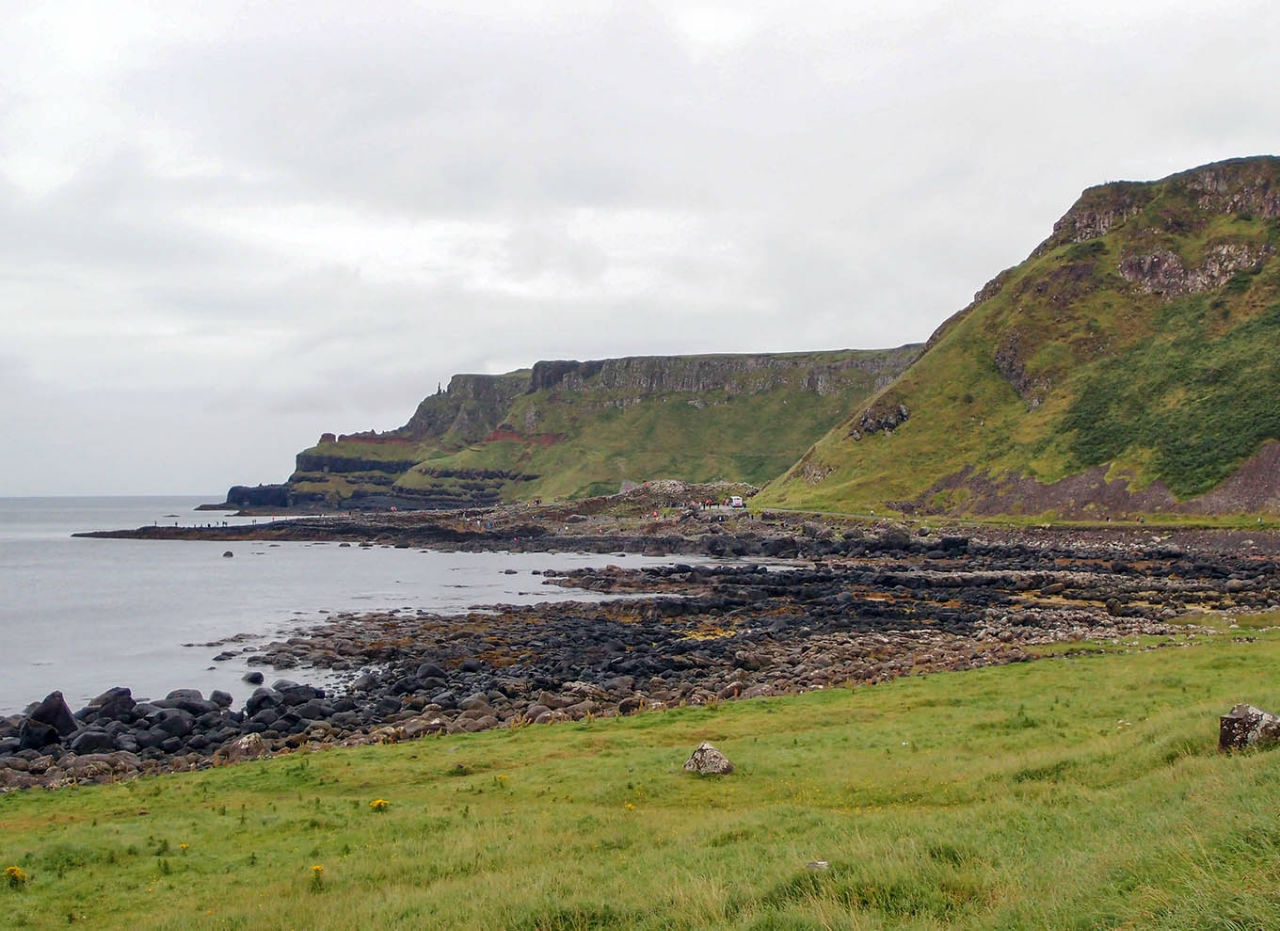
683,741,734,775
1219,703,1280,751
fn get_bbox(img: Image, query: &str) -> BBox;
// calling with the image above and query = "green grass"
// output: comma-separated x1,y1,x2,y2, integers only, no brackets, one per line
7,631,1280,928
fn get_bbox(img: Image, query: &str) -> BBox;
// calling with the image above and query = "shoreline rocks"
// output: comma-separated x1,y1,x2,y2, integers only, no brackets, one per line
5,521,1280,791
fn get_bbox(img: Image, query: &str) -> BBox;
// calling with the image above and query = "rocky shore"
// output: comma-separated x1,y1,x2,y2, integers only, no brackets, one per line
8,512,1280,791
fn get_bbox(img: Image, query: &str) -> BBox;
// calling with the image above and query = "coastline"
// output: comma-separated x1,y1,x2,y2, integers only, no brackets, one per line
7,514,1280,790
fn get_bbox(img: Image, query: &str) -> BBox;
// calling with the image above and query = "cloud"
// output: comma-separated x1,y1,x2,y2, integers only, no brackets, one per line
2,0,1280,493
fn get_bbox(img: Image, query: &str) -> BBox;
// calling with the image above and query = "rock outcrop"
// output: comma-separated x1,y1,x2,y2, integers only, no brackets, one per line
227,347,920,510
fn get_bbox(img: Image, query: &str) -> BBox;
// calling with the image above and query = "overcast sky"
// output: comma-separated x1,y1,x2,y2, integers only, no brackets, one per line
3,0,1278,496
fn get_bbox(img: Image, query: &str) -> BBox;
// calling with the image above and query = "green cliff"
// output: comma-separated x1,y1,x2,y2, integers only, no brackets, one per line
759,156,1280,519
283,347,920,508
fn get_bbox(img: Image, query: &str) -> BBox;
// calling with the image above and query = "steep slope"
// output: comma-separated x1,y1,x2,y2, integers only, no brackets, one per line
283,347,920,508
759,156,1280,519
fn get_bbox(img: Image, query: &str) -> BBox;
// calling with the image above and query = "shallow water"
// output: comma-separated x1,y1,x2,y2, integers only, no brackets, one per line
0,496,689,714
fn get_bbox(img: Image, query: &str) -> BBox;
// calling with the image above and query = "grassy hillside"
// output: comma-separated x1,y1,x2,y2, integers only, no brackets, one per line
759,156,1280,519
290,348,919,508
5,620,1280,928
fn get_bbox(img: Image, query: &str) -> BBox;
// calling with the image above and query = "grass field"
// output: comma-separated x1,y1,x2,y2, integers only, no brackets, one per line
5,626,1280,929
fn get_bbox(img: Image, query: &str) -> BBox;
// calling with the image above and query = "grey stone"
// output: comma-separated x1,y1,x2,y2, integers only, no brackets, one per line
683,741,734,775
1220,703,1280,751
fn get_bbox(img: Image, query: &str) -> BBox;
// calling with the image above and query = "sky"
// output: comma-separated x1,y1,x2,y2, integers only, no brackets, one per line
3,0,1279,496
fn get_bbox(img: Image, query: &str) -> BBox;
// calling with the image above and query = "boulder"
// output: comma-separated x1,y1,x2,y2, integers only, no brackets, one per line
152,711,194,738
17,718,60,750
244,687,284,717
683,741,734,775
217,732,269,763
69,729,118,754
1219,703,1280,751
416,662,448,682
30,691,77,736
88,687,137,721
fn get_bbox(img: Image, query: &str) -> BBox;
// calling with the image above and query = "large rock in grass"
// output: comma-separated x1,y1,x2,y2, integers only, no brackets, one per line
683,741,734,775
1219,703,1280,751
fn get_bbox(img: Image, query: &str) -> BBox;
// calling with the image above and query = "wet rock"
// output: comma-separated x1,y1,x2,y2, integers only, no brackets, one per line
683,741,734,775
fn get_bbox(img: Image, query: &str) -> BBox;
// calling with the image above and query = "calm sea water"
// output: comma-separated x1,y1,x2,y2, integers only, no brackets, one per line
0,497,688,715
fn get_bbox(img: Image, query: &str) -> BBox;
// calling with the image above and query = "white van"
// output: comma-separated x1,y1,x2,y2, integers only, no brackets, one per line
728,495,745,509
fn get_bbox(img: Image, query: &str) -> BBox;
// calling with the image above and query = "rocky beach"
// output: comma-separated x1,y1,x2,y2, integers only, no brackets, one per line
6,493,1279,791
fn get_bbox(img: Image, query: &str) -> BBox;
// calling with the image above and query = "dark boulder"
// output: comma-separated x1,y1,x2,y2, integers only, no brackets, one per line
30,691,77,736
245,688,284,717
293,700,330,720
89,687,137,722
70,729,118,754
277,684,321,706
152,711,194,738
416,662,448,682
17,718,60,750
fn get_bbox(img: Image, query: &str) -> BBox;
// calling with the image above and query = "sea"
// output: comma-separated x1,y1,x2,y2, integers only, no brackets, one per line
0,496,691,716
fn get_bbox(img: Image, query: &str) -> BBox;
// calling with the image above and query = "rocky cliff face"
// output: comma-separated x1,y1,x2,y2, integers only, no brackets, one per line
259,346,920,509
529,351,908,398
397,371,532,444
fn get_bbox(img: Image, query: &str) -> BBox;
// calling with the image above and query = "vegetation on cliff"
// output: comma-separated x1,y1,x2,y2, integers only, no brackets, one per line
286,348,919,508
760,156,1280,518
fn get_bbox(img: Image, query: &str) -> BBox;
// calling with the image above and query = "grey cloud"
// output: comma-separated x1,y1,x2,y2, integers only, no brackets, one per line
4,1,1280,494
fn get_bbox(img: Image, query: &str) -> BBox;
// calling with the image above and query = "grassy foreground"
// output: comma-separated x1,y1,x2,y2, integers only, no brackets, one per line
5,632,1280,929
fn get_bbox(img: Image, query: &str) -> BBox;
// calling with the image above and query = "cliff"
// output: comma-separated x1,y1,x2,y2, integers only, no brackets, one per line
759,155,1280,519
273,347,920,509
